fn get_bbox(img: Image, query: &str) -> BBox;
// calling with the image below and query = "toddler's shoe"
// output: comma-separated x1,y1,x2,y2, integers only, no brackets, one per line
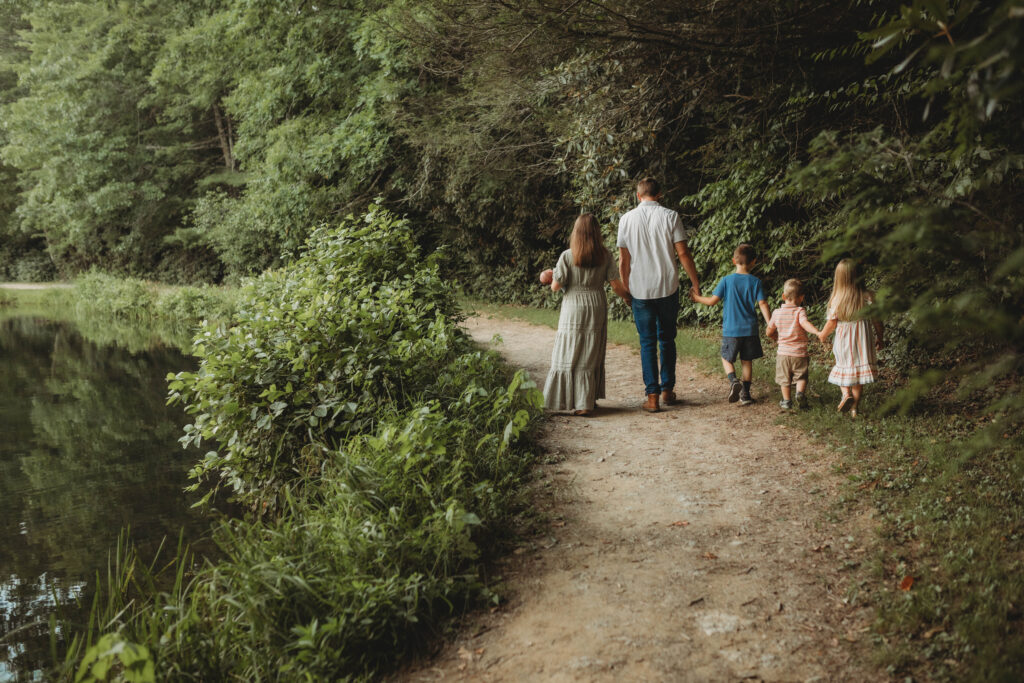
728,379,742,403
739,389,755,406
795,391,807,409
779,399,792,410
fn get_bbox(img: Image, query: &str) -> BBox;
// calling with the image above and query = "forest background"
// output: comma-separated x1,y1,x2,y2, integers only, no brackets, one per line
2,0,1022,418
0,0,1022,678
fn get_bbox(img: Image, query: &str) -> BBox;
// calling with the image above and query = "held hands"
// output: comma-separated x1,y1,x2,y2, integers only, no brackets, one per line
688,285,700,302
539,268,553,285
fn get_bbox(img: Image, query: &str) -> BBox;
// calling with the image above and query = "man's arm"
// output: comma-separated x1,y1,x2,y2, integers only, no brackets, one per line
618,247,631,292
673,240,700,295
692,292,720,307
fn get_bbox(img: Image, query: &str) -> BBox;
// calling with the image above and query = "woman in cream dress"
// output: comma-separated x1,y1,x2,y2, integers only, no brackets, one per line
539,214,632,415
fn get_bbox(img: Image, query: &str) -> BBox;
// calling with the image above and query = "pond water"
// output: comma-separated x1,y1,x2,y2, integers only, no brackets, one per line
0,317,210,680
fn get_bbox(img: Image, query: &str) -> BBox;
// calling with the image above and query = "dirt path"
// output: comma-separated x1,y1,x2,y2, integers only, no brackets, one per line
400,316,878,682
0,282,73,290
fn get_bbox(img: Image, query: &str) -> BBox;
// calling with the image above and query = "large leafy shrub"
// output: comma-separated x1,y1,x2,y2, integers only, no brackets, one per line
64,204,541,680
171,203,466,510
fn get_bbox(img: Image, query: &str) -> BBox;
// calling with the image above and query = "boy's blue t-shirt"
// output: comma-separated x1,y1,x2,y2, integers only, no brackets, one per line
712,273,766,337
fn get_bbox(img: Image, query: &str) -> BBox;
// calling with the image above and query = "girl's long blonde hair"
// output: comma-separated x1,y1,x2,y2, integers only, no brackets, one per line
828,259,872,321
570,213,608,267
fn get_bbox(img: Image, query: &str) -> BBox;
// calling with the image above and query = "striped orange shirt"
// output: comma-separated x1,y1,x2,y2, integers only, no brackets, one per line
769,304,809,357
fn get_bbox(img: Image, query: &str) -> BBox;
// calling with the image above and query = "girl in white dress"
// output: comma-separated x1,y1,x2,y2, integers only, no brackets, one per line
818,259,884,418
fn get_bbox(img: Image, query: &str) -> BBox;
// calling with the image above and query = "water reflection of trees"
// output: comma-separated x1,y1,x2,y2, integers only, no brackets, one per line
0,317,207,678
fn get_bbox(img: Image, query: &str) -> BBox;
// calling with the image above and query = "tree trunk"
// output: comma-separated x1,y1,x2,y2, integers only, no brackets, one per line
213,103,235,170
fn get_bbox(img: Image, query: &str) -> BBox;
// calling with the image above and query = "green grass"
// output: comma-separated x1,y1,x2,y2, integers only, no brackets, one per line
463,295,1024,681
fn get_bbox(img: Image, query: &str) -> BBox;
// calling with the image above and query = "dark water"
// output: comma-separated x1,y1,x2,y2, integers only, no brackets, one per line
0,317,209,680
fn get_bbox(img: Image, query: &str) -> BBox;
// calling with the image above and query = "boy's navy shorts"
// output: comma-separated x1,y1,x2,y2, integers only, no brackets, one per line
721,335,763,362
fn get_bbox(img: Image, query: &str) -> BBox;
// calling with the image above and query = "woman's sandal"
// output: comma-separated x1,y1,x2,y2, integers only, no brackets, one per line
837,396,855,413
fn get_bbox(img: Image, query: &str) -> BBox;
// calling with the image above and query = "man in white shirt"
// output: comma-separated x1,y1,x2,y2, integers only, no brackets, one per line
617,177,701,413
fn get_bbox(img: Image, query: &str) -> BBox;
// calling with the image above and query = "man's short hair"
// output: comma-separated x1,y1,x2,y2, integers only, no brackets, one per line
734,243,756,265
783,278,803,301
636,177,660,198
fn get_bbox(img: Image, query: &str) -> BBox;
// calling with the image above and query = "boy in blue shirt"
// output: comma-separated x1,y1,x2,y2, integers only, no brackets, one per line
691,244,772,405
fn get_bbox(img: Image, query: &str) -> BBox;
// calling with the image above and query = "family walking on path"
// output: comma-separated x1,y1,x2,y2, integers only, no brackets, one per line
540,177,884,417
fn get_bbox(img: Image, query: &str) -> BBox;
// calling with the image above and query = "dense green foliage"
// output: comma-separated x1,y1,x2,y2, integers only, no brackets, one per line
2,2,1019,400
58,205,541,681
172,204,460,510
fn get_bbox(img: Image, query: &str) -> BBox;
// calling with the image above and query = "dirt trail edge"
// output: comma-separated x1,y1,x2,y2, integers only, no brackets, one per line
399,316,879,682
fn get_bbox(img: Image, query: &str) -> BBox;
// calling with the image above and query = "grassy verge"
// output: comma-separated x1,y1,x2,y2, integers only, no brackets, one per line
0,286,73,318
1,275,237,353
464,296,1024,680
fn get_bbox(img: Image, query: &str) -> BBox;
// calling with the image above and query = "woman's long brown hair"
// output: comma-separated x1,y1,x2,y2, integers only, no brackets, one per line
570,213,608,267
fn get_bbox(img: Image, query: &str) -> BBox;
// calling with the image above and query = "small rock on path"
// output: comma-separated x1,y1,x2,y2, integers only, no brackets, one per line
397,315,877,682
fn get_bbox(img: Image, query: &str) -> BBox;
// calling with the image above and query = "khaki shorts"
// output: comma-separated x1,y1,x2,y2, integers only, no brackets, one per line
775,355,809,385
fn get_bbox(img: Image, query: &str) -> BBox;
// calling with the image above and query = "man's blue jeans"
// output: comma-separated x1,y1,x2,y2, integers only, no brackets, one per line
631,292,679,396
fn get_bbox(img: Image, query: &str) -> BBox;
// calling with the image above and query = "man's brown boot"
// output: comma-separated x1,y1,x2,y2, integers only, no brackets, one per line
661,390,678,406
642,394,660,413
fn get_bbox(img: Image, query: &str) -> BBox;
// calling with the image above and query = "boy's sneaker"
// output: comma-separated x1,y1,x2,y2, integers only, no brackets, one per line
795,391,808,409
779,399,792,410
739,389,755,406
727,379,742,403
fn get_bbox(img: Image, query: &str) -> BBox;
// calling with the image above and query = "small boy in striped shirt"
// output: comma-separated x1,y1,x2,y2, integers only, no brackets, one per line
765,279,821,410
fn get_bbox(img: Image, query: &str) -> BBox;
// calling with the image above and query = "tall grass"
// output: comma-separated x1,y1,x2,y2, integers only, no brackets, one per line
70,271,237,328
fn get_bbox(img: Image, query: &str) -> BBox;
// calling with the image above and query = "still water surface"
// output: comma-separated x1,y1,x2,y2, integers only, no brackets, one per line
0,317,209,680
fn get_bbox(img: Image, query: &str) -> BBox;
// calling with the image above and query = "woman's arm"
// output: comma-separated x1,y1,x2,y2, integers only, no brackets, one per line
609,278,632,305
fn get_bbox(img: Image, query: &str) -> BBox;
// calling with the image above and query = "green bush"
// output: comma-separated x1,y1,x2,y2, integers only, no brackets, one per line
155,285,236,324
171,203,466,510
65,204,542,681
11,251,57,282
72,271,157,321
